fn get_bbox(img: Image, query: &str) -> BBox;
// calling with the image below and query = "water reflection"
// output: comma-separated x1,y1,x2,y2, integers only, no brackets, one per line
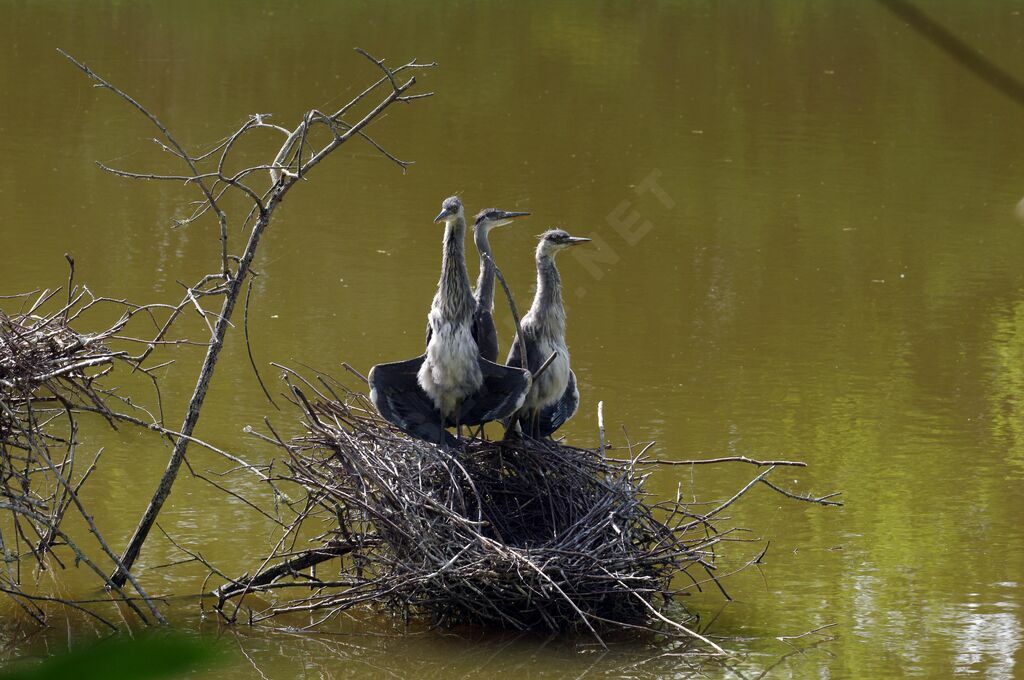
197,618,838,680
987,296,1024,478
951,607,1020,678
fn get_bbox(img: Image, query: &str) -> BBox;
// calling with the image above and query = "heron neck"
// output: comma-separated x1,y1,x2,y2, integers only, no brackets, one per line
531,252,565,335
474,227,495,311
438,215,474,320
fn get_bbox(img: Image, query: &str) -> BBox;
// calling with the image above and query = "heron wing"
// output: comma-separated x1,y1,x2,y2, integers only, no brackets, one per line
424,319,433,347
537,369,579,437
472,307,499,363
453,358,531,427
505,327,543,373
368,355,457,448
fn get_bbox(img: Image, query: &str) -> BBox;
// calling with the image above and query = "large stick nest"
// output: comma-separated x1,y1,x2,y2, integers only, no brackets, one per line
227,373,744,645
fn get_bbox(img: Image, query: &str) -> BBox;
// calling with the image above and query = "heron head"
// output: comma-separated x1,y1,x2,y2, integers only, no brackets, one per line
538,229,591,256
473,208,530,233
434,195,464,224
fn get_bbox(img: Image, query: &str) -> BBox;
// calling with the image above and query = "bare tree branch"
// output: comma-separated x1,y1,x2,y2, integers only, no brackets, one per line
55,48,436,588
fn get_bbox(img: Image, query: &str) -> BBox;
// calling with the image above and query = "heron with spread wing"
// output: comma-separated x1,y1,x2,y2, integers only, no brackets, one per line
369,196,531,447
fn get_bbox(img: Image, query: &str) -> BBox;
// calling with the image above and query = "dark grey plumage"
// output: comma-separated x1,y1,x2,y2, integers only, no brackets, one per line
370,196,531,447
369,354,531,445
506,229,589,438
536,368,579,437
368,356,457,448
444,359,531,428
471,208,529,362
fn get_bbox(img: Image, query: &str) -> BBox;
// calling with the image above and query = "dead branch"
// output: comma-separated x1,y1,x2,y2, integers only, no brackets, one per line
58,48,435,587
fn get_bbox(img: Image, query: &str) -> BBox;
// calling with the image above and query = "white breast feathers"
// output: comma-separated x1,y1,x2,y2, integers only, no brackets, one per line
418,318,483,418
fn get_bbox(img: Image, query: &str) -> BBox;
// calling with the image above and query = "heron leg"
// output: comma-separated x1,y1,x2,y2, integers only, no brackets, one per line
501,415,521,442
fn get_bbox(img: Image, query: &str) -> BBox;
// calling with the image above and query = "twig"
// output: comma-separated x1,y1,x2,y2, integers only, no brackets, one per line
759,478,843,507
531,351,559,382
616,455,808,468
243,275,278,409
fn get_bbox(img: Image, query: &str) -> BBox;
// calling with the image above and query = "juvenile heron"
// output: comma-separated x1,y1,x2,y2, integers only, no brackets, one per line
425,207,529,361
370,196,531,446
471,208,530,362
506,229,590,438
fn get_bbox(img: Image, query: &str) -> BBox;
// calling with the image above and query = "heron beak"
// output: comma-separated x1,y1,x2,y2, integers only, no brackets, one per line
492,211,529,228
566,237,591,246
433,209,449,223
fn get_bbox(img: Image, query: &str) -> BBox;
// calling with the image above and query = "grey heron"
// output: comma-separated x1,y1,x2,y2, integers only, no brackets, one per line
369,196,531,447
471,208,530,362
506,229,590,438
425,207,529,361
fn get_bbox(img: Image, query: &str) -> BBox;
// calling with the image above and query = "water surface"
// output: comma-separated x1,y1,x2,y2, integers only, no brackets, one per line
2,1,1024,677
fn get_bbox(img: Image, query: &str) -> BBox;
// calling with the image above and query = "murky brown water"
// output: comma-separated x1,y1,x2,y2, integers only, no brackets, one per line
3,1,1024,677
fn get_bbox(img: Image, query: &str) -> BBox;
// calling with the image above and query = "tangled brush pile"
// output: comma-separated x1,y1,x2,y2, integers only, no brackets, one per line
1,294,122,526
1,286,168,627
1,304,118,436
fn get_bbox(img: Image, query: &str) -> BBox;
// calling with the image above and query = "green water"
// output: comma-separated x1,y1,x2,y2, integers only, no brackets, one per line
2,1,1024,677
